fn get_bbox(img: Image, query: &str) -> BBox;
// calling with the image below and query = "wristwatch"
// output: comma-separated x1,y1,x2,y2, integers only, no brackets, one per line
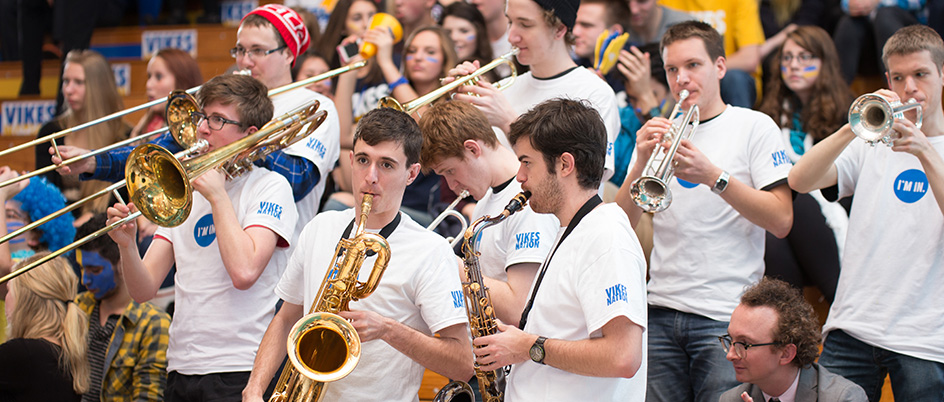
529,336,547,365
711,171,730,195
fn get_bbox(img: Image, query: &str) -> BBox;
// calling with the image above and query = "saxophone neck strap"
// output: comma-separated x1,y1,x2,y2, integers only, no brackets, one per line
339,211,402,257
517,195,602,330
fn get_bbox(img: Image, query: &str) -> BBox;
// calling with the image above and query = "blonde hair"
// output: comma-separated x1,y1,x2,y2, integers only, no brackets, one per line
58,50,130,215
7,253,89,394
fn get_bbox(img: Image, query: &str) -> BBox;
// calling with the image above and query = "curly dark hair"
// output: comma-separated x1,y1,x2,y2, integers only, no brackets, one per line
758,26,853,142
740,277,821,368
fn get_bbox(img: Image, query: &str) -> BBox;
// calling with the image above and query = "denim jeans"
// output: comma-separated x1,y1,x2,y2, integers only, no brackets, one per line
646,306,738,402
719,69,757,109
820,329,944,402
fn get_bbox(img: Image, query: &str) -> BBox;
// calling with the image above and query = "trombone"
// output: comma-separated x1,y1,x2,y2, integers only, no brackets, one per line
0,59,369,189
378,48,519,114
0,97,328,284
848,93,923,146
427,190,470,247
629,90,699,213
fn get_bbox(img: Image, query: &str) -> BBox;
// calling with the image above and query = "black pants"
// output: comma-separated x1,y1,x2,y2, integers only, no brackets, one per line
833,7,920,83
764,192,842,302
166,371,251,402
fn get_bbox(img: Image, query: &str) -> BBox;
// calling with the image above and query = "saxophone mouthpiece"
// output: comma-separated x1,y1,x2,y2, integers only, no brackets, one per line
503,191,531,216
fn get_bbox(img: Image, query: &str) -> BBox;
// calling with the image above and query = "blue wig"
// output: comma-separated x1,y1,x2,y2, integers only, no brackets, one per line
11,177,75,252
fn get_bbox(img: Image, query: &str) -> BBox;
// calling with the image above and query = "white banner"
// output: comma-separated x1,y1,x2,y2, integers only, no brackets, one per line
1,100,57,136
142,29,198,59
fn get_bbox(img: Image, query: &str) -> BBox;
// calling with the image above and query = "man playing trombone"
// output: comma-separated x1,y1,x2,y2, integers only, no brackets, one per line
789,25,944,401
107,74,298,401
57,4,339,238
418,101,558,325
615,21,793,402
242,108,473,402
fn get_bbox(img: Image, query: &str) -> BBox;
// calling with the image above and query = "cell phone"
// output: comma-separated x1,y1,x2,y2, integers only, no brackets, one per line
337,42,360,65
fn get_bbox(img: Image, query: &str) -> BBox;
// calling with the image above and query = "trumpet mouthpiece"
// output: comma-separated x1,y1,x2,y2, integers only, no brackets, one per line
233,69,251,76
678,90,690,100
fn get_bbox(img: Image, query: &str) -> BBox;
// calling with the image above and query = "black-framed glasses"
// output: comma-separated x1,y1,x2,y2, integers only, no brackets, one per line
780,52,816,66
230,45,287,59
718,335,782,359
191,111,242,131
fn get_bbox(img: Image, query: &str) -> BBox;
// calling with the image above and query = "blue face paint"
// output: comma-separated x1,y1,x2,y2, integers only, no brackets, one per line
425,57,440,64
6,221,25,244
79,249,117,300
406,55,415,61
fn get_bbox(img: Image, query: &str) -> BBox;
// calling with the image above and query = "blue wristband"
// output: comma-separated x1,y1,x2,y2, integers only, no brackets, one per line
388,76,408,91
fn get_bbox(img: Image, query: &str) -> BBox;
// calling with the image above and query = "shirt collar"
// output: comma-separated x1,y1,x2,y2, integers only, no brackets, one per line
762,368,800,402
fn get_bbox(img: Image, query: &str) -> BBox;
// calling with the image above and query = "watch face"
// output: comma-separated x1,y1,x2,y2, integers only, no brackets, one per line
529,344,544,362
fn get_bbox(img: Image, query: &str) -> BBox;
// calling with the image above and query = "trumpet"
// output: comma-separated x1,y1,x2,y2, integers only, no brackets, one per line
0,59,368,189
848,93,923,146
378,48,519,114
0,96,328,284
269,194,391,402
629,90,699,213
427,190,470,247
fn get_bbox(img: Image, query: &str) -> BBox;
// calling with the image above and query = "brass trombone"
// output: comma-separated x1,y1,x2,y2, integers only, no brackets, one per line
378,48,519,114
0,59,368,189
427,190,470,247
0,97,328,284
848,93,923,146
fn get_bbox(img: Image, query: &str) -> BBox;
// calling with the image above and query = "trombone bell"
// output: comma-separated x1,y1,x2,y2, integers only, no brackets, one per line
126,144,193,228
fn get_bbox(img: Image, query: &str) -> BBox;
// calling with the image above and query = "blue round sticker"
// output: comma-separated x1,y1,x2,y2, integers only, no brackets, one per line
677,177,699,188
893,169,928,204
193,214,217,247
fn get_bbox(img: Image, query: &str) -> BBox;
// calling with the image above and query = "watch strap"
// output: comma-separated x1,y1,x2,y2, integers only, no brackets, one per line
711,170,730,195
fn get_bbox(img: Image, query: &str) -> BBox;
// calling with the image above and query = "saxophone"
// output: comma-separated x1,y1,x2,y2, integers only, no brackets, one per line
269,194,391,402
435,191,531,402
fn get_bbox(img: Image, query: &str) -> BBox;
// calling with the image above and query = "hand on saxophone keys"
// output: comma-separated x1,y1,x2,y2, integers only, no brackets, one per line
338,309,391,342
471,320,533,371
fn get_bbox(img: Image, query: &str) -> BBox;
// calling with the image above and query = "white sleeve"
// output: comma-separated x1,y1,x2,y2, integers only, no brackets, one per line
275,224,312,305
747,112,793,190
501,209,559,268
584,78,621,179
834,139,866,199
283,91,341,179
241,173,298,248
576,233,648,335
413,243,468,334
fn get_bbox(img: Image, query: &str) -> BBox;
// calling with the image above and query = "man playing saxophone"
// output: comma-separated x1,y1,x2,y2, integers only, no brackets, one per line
418,101,559,326
472,99,648,400
243,108,473,402
107,74,298,400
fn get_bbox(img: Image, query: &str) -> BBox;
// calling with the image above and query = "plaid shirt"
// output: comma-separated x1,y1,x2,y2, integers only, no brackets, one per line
83,132,320,202
75,292,171,402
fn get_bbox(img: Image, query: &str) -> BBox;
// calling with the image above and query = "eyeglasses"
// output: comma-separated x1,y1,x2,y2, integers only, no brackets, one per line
230,45,287,60
718,335,782,359
191,111,242,131
781,52,816,66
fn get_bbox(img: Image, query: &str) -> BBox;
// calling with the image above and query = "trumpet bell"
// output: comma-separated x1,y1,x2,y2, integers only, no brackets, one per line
629,176,672,213
849,93,922,145
126,144,193,227
166,91,202,148
287,312,361,382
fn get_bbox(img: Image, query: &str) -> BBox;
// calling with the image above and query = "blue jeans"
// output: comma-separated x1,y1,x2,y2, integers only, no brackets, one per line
719,69,756,109
820,329,944,402
646,306,738,402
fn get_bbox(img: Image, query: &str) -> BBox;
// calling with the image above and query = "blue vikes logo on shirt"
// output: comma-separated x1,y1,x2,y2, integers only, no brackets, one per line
306,137,327,158
193,214,216,247
257,201,283,219
893,169,928,203
772,150,790,167
677,177,699,188
451,290,464,308
605,284,627,306
515,232,540,250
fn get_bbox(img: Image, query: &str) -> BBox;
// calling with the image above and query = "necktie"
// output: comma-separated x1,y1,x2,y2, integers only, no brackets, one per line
770,399,781,402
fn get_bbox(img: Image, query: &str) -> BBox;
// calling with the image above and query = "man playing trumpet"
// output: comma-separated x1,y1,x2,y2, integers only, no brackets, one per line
242,107,473,402
615,21,793,402
789,25,944,401
107,74,298,400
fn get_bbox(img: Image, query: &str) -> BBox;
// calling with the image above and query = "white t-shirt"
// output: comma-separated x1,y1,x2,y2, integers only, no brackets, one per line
490,30,513,78
470,180,559,281
272,89,341,237
642,106,792,321
154,168,298,374
507,203,648,401
823,135,944,363
500,67,621,181
276,210,468,402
